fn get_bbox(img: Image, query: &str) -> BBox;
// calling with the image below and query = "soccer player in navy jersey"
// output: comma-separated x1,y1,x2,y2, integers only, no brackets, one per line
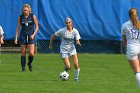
15,4,38,71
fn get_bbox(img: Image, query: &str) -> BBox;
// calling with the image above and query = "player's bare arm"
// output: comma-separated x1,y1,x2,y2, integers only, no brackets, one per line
49,34,55,49
15,17,20,44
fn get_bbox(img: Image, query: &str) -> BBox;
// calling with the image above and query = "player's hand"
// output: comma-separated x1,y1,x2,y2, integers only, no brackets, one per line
49,44,53,49
76,40,81,46
14,39,18,44
30,35,35,40
0,39,4,44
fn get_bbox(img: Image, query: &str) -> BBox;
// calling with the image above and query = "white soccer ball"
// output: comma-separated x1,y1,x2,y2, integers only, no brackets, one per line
59,71,69,81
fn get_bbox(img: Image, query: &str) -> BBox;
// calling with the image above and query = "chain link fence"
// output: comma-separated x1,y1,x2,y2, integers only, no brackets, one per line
37,40,124,54
0,40,125,54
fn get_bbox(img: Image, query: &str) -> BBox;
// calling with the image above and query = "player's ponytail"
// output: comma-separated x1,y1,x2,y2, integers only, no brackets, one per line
129,8,140,30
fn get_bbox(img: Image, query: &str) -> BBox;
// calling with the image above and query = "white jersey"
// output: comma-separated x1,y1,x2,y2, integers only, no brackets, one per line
0,26,4,35
55,27,81,54
122,20,140,45
121,20,140,60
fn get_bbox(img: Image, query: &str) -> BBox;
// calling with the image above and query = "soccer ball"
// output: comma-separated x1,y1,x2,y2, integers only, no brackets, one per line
59,71,69,81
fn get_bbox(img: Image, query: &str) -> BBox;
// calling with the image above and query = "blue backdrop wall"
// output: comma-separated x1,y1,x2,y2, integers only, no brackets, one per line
0,0,140,40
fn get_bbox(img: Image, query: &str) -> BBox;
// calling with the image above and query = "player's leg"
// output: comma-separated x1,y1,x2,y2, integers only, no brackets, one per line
136,54,140,87
27,44,35,71
62,58,70,72
21,45,26,71
129,58,140,87
71,54,80,81
137,60,140,87
61,53,71,72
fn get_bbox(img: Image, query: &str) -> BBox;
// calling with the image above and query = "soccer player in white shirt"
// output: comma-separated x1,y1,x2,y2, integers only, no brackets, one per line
49,17,81,81
0,26,4,45
122,8,140,87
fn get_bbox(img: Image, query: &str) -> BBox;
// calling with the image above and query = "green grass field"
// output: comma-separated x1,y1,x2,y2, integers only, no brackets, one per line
0,53,140,93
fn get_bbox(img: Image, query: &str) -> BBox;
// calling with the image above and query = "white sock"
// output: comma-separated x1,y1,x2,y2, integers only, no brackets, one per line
135,73,140,87
74,68,80,79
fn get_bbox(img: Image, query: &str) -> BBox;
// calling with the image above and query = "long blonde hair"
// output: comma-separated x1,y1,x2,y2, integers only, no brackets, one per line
21,4,31,15
129,8,140,29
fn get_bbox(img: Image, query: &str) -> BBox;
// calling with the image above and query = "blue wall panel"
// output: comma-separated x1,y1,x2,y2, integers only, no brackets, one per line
0,0,140,40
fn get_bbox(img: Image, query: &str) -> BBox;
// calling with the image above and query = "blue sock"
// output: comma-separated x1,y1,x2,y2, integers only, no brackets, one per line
28,56,34,65
21,56,26,71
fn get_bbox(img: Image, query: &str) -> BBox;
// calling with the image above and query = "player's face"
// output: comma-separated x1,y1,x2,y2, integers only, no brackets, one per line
131,9,137,16
65,20,72,29
22,7,30,16
129,8,138,19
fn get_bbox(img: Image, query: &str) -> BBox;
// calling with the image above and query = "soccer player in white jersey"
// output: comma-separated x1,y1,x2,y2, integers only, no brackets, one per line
122,8,140,87
49,17,81,81
0,26,4,45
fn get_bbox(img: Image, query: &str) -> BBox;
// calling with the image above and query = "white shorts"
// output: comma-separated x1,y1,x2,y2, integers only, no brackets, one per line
127,53,140,60
61,49,77,58
127,45,140,60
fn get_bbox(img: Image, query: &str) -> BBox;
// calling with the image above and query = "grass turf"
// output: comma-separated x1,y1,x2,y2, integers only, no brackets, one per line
0,53,140,93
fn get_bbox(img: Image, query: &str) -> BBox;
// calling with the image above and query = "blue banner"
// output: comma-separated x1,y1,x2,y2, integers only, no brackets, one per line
0,0,140,40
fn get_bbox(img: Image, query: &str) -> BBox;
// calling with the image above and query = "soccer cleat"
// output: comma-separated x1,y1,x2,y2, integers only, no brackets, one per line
74,78,79,82
22,68,25,72
27,63,32,71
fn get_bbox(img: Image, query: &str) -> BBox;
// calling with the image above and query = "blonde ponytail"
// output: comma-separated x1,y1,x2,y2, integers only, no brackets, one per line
129,8,140,29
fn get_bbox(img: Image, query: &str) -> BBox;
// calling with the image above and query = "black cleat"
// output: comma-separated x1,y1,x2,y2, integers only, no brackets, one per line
22,68,25,72
74,78,79,82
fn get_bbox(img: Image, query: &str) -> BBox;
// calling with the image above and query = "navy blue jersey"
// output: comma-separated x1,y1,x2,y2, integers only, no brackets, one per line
20,14,34,36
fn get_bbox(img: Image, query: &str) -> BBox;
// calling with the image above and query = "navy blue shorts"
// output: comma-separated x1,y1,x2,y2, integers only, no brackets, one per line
19,35,35,45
